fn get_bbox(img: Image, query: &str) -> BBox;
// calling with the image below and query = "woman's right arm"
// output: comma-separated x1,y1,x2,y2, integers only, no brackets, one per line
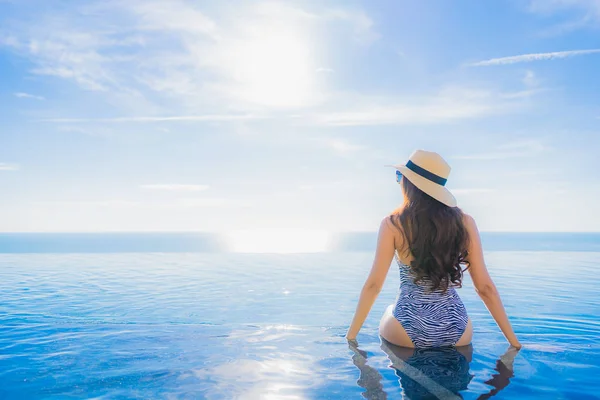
464,214,521,349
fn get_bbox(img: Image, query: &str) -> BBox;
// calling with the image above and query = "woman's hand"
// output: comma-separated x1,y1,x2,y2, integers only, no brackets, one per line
346,334,358,345
499,343,521,371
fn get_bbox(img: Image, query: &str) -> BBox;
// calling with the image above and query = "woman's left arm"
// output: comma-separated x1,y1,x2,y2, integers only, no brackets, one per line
346,217,396,340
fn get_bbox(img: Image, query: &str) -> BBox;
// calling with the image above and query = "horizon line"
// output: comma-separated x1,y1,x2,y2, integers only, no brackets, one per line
0,231,598,234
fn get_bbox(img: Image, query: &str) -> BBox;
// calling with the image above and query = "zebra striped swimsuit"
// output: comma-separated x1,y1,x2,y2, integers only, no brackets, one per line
393,257,469,348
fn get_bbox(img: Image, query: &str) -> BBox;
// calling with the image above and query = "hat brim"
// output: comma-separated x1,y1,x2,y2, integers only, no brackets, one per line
388,164,457,207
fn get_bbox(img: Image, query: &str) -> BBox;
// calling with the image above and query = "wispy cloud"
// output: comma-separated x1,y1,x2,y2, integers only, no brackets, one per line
1,1,376,113
455,139,549,160
323,8,379,44
469,49,600,66
43,114,266,123
41,84,535,127
314,138,364,155
499,89,546,99
2,1,535,131
528,0,600,34
523,70,539,87
140,184,209,192
32,197,234,209
175,198,236,208
32,200,141,208
308,86,534,126
452,188,496,195
14,92,45,100
0,163,19,171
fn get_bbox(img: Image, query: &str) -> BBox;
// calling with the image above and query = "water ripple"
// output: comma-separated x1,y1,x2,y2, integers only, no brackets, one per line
0,252,599,398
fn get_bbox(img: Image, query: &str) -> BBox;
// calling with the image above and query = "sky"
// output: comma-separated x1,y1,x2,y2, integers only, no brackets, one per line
1,0,599,233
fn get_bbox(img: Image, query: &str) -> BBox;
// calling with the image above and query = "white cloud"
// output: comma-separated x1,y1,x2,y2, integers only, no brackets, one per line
523,70,539,87
39,83,535,127
132,0,219,38
499,88,546,99
3,1,535,131
32,200,141,208
526,0,600,36
175,198,236,208
452,188,496,195
140,184,209,192
1,1,377,113
529,0,600,30
316,138,364,154
455,139,549,160
14,92,45,100
308,86,533,126
17,28,118,92
0,35,19,47
469,49,600,66
1,1,538,135
0,163,19,171
31,197,234,209
323,8,379,44
43,114,266,123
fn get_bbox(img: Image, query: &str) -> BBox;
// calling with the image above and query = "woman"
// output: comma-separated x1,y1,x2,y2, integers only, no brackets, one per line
346,150,521,349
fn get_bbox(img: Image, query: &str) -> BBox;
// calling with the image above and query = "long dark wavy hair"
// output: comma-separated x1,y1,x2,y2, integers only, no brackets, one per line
391,176,470,292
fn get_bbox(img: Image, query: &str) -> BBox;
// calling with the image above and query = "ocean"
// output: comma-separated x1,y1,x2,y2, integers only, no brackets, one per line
0,233,599,399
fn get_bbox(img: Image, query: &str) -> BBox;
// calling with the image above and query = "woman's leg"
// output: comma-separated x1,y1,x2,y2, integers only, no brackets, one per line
454,343,474,362
379,304,415,348
454,318,473,347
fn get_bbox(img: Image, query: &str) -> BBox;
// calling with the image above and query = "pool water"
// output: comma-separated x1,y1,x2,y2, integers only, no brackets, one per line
1,251,599,399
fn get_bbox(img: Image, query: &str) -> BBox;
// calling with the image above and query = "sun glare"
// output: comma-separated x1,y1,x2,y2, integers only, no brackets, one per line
225,21,317,108
226,229,331,253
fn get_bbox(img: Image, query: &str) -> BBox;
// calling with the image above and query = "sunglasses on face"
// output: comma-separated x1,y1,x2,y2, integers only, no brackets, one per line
396,170,403,183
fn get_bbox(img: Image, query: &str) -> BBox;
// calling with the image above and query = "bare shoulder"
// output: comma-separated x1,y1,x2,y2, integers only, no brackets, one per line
462,213,478,232
379,215,403,252
378,215,396,236
381,213,402,234
462,213,484,256
380,214,394,228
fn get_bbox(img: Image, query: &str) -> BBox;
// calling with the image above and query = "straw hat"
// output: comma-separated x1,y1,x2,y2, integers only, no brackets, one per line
386,150,457,207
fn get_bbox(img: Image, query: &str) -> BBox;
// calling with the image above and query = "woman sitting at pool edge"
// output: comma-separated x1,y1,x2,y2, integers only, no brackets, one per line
346,150,521,349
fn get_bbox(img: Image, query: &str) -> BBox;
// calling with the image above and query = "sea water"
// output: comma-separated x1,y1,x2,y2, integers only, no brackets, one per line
0,234,599,399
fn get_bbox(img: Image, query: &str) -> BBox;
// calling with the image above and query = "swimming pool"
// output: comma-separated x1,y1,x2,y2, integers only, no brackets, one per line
1,251,599,398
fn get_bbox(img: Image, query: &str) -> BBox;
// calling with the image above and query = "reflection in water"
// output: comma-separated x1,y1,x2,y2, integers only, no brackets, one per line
349,339,519,399
477,347,518,400
381,340,473,399
349,342,387,399
196,325,317,399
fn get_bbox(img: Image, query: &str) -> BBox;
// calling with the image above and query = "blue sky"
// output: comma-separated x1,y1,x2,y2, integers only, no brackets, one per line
1,0,599,233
